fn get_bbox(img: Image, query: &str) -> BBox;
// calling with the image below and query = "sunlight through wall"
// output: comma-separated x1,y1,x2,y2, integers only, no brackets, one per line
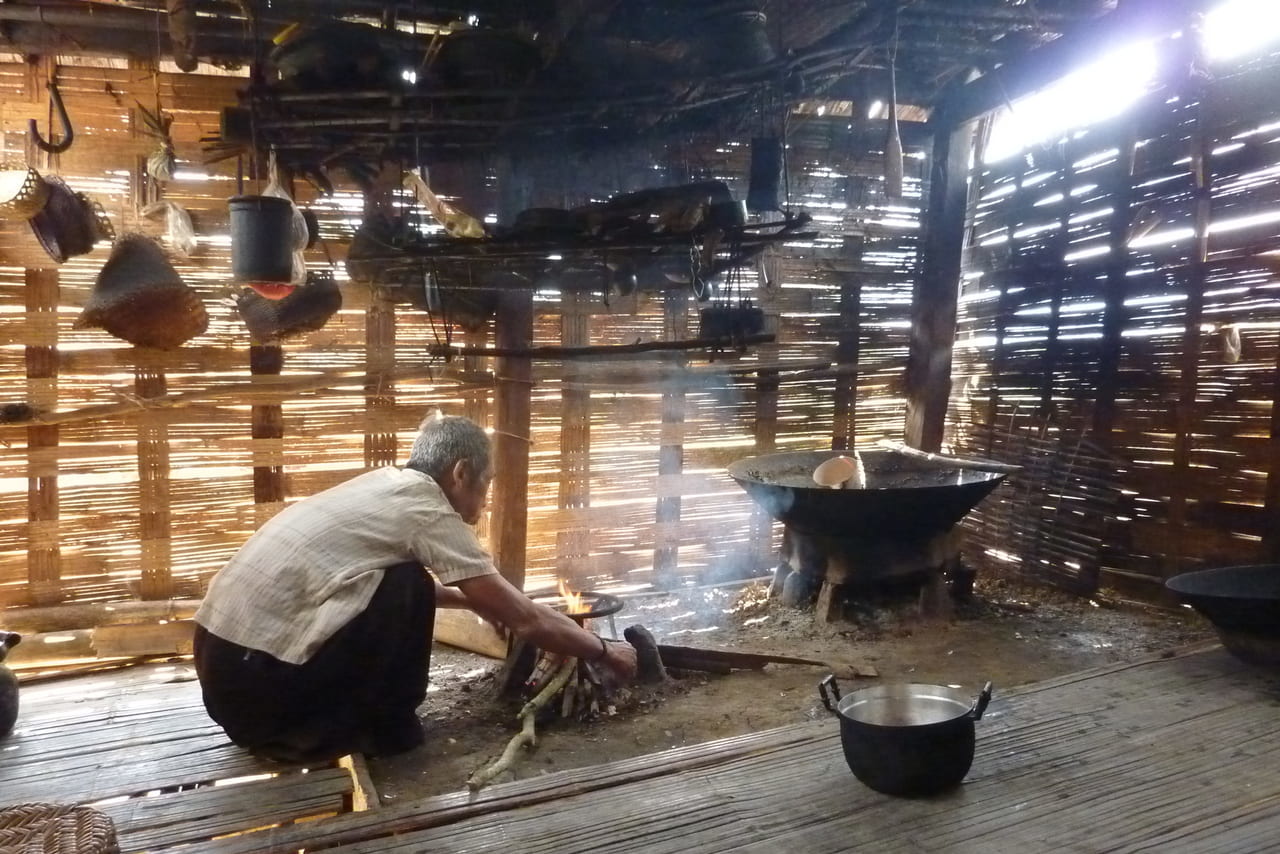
983,0,1280,164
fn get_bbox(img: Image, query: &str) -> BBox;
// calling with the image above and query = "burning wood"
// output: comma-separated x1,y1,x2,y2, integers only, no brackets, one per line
469,584,629,790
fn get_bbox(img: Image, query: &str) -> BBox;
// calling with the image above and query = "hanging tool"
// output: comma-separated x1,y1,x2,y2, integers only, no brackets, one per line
29,83,74,154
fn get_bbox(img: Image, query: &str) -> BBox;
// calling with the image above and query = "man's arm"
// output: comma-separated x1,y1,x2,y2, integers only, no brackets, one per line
433,577,472,609
454,573,637,681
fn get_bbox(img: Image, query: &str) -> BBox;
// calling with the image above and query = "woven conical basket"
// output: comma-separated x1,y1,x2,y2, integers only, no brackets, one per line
75,234,208,349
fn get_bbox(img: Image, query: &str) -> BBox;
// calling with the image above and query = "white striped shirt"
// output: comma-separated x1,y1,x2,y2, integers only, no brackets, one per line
196,466,496,664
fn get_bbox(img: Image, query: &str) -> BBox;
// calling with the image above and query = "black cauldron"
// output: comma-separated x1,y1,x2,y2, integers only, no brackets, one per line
819,676,992,797
1165,564,1280,666
729,449,1007,539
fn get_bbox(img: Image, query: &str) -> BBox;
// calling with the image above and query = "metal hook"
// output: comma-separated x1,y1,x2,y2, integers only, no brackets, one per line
29,83,74,154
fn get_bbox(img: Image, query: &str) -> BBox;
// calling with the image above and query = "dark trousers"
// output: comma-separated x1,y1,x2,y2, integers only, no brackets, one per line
194,561,435,762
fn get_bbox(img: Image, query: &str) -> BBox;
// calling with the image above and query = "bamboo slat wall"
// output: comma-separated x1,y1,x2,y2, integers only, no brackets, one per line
951,45,1280,595
0,57,928,611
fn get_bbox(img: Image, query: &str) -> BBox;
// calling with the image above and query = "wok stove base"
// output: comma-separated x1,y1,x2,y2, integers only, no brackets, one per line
770,524,972,624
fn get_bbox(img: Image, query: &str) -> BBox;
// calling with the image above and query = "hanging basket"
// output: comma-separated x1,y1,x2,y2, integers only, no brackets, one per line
0,168,52,221
29,177,114,264
237,269,342,342
75,233,208,349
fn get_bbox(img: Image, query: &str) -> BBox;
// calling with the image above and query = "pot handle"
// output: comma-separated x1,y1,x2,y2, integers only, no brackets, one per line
818,674,843,714
969,681,993,721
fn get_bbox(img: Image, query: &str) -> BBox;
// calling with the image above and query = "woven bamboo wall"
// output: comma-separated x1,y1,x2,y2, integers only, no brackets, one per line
0,57,928,610
951,45,1280,595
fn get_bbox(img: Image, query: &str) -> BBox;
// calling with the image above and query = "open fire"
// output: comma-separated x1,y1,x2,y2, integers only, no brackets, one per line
468,582,631,790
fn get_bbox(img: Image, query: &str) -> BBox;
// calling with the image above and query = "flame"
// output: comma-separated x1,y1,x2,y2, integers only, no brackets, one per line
558,579,588,615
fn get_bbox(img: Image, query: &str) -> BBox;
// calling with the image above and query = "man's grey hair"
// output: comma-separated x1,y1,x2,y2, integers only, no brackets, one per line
405,413,491,479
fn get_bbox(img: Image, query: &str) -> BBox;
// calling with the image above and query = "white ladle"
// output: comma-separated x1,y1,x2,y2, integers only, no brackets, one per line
813,453,867,489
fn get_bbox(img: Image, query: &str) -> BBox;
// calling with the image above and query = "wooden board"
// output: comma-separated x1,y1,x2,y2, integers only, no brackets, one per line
0,662,363,852
196,645,1280,853
434,608,508,659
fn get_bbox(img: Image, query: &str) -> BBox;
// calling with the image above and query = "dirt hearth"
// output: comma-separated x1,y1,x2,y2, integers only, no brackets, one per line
367,577,1214,804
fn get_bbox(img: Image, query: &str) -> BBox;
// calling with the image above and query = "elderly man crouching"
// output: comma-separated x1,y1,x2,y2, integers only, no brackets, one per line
194,413,637,762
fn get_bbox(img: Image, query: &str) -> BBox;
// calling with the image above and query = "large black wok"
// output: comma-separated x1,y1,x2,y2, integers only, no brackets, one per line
1165,564,1280,666
727,449,1007,539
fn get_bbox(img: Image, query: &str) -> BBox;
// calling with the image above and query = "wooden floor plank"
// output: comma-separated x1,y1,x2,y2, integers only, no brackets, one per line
188,646,1280,854
0,663,359,853
99,768,353,851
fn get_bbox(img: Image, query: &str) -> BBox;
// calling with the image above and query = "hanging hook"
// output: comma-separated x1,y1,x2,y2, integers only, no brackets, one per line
29,83,74,154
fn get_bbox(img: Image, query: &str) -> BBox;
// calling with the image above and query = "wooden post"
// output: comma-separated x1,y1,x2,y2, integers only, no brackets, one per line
832,237,864,450
653,289,689,586
557,290,591,583
25,268,61,606
458,160,494,544
490,155,533,589
751,369,780,567
364,298,397,468
135,349,172,599
904,120,977,451
491,291,533,589
249,345,285,525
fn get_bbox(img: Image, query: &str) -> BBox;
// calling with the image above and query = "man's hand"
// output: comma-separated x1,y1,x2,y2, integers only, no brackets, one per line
599,638,638,682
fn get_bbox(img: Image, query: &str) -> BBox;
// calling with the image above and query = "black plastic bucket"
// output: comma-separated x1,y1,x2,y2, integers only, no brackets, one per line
229,195,294,283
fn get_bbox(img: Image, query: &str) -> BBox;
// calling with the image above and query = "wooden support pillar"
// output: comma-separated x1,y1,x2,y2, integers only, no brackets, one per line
364,298,397,468
490,155,533,589
135,350,172,599
557,291,591,583
751,369,780,567
904,120,977,451
457,160,494,544
653,289,688,587
832,237,864,450
249,345,285,525
25,268,61,606
491,291,533,589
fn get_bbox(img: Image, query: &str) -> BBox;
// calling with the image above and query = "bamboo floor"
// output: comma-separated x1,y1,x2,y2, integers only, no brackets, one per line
190,643,1280,854
0,663,364,852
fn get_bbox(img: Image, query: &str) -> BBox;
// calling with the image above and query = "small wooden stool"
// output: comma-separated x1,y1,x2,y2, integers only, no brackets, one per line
0,803,120,854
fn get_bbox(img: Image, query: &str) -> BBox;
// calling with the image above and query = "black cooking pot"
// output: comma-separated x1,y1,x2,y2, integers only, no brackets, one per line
1165,564,1280,666
819,676,992,797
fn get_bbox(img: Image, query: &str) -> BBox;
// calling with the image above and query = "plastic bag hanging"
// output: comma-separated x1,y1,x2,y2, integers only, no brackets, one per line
261,149,310,284
141,200,196,259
